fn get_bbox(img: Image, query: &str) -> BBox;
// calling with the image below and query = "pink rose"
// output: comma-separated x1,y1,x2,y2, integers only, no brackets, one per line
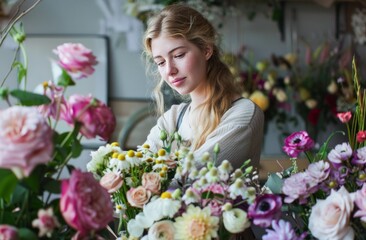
62,94,116,141
308,187,354,240
60,170,113,235
53,43,97,79
100,172,123,193
127,186,151,208
148,220,175,240
0,225,18,240
142,172,161,195
0,106,53,178
32,208,60,237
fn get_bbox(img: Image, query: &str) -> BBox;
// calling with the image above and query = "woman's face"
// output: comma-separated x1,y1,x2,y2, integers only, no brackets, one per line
151,34,211,97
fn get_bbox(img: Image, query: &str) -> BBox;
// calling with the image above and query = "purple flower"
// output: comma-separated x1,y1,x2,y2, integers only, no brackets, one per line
352,146,366,166
262,220,307,240
282,131,314,158
248,194,282,228
306,160,330,184
282,172,318,204
327,142,352,168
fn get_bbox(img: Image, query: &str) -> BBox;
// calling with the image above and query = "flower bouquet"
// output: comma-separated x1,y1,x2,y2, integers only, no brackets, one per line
0,25,117,239
264,58,366,239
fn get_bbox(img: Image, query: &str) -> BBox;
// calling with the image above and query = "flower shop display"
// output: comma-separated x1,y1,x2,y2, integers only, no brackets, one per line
264,58,366,239
0,24,117,239
290,40,354,141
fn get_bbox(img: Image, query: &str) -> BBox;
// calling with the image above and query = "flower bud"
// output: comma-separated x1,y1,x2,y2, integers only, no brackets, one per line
213,143,220,154
160,130,167,141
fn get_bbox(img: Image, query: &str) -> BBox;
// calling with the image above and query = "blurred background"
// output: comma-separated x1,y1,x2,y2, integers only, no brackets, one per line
1,0,365,176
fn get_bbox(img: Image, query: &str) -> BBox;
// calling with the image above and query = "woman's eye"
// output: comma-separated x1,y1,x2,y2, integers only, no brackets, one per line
175,53,185,58
156,61,165,67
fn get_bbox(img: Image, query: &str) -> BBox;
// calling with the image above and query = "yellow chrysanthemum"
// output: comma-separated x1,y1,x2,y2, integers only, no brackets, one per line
174,205,219,240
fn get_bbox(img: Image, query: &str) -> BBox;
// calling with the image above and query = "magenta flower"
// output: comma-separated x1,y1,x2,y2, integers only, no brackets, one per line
0,225,18,240
53,43,97,79
282,131,314,158
62,94,116,141
262,220,306,240
357,130,366,143
0,106,53,178
336,111,352,123
60,170,113,237
282,172,318,204
327,142,353,168
248,194,282,228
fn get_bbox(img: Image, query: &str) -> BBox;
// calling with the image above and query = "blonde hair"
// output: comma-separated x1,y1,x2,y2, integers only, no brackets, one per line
143,3,240,150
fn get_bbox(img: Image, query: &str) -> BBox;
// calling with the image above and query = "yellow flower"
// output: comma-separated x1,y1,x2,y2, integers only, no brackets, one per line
249,91,269,111
174,205,219,240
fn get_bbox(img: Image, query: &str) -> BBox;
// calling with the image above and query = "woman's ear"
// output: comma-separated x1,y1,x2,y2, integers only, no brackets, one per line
204,45,213,60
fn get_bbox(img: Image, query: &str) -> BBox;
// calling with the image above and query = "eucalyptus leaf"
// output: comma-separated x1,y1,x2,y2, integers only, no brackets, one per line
10,89,51,106
264,173,283,194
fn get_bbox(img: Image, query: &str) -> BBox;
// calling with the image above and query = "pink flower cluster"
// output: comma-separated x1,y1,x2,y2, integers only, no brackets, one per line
53,43,97,79
0,106,53,178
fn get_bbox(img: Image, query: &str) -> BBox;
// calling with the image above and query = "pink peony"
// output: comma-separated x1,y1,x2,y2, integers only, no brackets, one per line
0,106,53,178
0,225,18,240
61,94,116,141
53,43,97,79
60,169,113,236
308,187,354,240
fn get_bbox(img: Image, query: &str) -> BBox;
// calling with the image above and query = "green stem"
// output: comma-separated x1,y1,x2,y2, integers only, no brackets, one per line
19,43,27,90
0,45,20,88
15,189,29,225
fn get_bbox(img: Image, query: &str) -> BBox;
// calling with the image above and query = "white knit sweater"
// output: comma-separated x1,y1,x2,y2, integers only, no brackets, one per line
145,98,264,170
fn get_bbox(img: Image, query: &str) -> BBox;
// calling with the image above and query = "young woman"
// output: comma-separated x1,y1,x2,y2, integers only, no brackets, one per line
143,3,264,171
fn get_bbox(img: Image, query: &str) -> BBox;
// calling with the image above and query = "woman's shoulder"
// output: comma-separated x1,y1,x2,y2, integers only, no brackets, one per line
223,98,264,126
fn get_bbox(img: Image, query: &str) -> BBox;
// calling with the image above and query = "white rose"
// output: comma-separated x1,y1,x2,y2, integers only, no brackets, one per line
308,186,354,240
223,208,251,234
148,220,175,240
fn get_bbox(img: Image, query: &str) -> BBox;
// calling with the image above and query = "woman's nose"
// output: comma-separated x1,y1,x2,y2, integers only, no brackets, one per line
166,60,177,76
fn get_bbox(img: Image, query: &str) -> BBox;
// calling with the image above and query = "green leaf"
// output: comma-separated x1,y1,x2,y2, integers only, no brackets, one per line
57,69,75,87
264,173,283,194
12,61,26,85
71,138,82,158
18,228,38,240
0,169,18,203
10,89,51,106
43,178,61,194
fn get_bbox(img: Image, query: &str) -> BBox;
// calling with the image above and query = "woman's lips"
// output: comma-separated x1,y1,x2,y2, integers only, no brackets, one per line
171,77,185,87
